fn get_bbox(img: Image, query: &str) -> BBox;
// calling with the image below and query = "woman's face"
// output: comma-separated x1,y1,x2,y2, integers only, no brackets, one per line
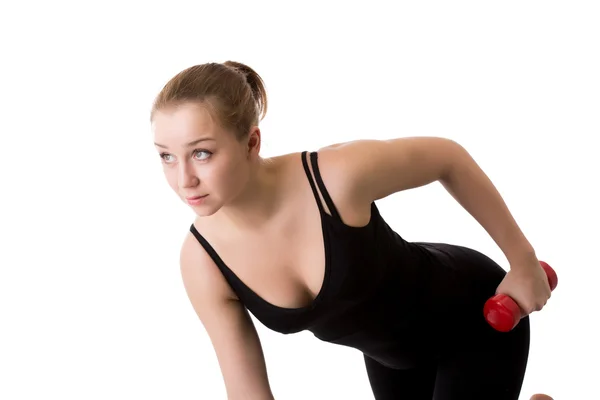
152,103,253,216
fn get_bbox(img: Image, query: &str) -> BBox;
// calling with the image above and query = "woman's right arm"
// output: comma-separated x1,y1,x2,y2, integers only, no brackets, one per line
179,232,275,400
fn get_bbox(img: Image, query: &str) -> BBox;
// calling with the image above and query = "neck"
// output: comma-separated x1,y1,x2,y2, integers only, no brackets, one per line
218,157,281,230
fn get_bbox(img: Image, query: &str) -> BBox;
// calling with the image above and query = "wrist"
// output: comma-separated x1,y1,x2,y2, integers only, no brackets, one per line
506,242,537,268
500,229,534,262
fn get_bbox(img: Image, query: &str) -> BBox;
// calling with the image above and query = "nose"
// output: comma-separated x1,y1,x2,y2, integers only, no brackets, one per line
179,160,199,189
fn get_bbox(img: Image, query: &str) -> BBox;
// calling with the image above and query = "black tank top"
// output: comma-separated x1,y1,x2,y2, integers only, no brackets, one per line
190,151,446,368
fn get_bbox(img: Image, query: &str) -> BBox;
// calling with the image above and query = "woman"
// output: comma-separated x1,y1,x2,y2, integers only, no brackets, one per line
150,61,553,400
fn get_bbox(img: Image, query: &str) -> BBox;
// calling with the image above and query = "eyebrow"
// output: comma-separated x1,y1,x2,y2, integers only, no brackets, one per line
153,137,215,149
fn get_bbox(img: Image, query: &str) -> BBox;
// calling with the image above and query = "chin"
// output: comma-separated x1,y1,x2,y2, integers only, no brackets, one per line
188,200,223,217
193,210,218,218
188,204,217,217
191,207,217,217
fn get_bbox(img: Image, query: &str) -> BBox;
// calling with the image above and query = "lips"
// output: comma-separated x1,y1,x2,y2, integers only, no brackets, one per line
185,194,208,206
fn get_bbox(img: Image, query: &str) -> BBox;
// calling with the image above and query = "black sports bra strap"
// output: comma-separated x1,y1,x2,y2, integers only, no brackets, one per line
305,151,341,220
301,151,326,214
309,152,342,219
189,224,226,267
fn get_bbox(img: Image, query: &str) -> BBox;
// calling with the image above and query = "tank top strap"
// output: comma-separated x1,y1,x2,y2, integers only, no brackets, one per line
301,151,341,220
188,224,234,279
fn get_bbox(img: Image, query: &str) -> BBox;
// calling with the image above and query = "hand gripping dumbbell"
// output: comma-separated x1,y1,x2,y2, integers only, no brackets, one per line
484,261,558,332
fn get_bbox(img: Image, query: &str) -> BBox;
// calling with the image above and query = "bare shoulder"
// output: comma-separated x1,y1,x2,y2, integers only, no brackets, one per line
180,225,239,302
265,136,463,226
315,136,463,204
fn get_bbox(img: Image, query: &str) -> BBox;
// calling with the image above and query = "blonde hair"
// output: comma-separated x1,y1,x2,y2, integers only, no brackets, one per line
150,61,268,139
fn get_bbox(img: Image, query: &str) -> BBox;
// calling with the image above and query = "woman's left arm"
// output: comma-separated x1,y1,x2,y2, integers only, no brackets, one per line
323,136,551,314
325,137,534,265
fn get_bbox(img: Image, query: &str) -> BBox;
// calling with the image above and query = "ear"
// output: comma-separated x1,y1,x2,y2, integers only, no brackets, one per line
246,126,261,156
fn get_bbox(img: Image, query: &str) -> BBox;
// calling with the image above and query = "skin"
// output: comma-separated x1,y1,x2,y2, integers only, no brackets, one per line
151,102,552,400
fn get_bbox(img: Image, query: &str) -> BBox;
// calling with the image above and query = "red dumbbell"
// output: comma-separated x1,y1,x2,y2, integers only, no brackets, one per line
484,261,558,332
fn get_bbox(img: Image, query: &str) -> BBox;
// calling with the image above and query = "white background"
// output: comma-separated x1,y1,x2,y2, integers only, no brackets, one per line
1,1,598,399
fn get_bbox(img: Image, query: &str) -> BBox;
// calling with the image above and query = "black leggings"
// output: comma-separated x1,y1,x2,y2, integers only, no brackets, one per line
364,243,531,400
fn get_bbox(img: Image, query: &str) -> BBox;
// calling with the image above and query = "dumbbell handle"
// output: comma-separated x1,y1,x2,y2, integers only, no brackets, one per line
483,261,558,332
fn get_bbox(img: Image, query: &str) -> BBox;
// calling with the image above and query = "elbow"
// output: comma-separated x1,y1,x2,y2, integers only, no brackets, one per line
442,140,471,181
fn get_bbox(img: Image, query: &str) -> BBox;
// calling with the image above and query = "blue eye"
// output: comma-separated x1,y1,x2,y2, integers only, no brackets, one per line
194,150,213,160
159,153,174,162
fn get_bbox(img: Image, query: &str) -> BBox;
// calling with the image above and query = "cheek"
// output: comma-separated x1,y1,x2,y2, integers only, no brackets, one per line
216,158,248,192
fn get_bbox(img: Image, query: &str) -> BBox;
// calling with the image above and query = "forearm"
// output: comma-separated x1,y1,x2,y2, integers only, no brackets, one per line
440,145,536,266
